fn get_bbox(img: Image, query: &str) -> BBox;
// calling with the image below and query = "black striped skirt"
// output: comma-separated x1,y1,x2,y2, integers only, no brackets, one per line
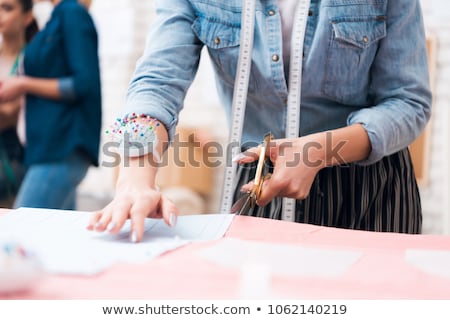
232,148,422,234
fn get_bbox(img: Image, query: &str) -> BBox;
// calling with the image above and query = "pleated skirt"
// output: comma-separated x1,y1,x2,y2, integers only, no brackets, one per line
232,148,422,234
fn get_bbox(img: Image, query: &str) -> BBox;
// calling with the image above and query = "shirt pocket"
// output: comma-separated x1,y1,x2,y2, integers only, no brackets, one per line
192,15,258,91
322,16,386,105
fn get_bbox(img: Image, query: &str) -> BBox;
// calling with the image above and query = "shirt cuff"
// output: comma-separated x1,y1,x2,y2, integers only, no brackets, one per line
347,109,386,166
58,78,76,100
122,104,178,143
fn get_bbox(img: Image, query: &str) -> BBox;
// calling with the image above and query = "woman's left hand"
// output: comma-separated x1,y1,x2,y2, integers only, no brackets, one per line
236,135,326,206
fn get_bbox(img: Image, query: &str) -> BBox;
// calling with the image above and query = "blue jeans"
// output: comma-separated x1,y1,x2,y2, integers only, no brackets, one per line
13,151,90,210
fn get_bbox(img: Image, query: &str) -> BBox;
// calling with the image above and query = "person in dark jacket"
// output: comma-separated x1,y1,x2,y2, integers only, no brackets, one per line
0,0,101,210
0,0,38,207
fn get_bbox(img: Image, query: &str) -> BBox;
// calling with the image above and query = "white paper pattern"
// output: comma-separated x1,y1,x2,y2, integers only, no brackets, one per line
0,208,233,275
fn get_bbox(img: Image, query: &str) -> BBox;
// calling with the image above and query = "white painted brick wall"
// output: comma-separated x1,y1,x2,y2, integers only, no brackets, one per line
78,1,450,232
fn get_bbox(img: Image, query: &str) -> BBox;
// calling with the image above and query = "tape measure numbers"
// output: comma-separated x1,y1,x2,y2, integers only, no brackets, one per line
220,0,312,220
220,0,256,215
282,0,311,221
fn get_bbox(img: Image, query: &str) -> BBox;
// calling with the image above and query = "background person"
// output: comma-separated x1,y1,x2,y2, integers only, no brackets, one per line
0,0,101,210
0,0,38,207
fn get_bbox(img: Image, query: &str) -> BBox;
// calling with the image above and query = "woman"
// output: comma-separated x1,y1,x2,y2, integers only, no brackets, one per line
89,0,431,242
0,0,101,210
0,0,37,207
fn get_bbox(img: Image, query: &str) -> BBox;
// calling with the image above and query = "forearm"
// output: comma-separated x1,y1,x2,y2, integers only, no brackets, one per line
19,76,61,100
116,118,169,189
313,124,371,168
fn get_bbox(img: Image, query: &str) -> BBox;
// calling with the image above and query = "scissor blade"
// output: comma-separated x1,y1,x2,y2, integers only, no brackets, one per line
231,193,249,214
231,193,253,215
237,196,253,216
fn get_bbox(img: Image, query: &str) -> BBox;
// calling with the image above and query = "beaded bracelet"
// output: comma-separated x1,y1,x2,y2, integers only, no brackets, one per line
105,113,161,161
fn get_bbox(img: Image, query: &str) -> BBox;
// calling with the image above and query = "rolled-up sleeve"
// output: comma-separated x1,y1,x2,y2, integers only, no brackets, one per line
58,77,76,100
123,0,203,141
60,3,100,103
347,0,432,165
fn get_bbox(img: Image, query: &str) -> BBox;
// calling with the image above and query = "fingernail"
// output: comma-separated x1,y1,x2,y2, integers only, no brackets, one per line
106,221,116,232
232,153,246,162
169,213,177,227
130,231,138,243
95,221,103,230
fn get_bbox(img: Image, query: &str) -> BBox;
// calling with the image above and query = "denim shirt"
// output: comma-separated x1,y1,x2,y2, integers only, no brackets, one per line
125,0,431,165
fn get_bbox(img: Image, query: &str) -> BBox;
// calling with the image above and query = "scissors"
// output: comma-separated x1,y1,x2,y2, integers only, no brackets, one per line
231,133,273,215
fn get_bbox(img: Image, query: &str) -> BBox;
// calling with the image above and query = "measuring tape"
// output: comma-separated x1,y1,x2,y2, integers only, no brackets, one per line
220,0,256,215
281,0,311,221
220,0,312,220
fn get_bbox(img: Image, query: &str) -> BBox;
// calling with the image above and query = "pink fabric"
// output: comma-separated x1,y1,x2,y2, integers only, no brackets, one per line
2,214,450,299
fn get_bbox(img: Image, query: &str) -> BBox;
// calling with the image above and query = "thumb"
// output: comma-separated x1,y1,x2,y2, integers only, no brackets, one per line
255,174,279,207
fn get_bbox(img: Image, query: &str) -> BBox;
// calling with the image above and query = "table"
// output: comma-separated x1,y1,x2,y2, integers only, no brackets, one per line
2,208,450,299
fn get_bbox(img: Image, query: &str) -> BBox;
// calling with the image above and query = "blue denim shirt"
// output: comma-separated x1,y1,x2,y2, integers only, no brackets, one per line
125,0,431,165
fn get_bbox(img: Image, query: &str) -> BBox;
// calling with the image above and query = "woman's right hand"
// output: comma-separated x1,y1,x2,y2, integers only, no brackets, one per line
87,116,176,242
0,77,24,102
87,176,178,243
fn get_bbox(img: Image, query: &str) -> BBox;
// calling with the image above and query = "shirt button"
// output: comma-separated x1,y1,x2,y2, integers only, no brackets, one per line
214,37,220,45
362,36,369,43
268,9,276,16
272,54,280,62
